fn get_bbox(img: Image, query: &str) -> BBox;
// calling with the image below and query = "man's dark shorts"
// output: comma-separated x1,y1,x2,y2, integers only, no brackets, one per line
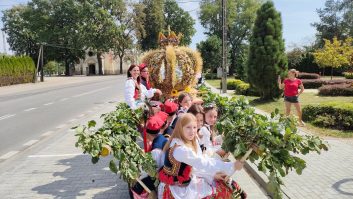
284,96,299,103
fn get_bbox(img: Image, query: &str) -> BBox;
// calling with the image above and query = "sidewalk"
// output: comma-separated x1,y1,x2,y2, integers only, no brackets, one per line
0,95,269,198
207,84,353,199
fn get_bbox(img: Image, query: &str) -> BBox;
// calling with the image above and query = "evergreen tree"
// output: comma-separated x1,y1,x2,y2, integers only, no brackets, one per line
247,1,287,100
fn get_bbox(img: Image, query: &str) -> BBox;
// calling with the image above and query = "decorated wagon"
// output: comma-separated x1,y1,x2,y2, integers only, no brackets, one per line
74,30,328,199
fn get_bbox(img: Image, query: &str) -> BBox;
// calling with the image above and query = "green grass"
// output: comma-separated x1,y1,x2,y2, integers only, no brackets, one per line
206,79,353,138
250,92,353,138
206,79,222,89
205,76,236,89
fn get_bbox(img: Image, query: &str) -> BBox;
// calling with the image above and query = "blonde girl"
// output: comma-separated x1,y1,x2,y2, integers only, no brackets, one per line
158,113,246,199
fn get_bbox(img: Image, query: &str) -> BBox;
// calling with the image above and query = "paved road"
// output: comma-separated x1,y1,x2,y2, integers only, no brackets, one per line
0,76,123,159
0,77,269,198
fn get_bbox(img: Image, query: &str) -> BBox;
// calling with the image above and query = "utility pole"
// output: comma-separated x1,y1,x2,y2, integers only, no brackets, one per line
35,45,42,83
2,31,7,54
40,44,44,82
221,0,227,94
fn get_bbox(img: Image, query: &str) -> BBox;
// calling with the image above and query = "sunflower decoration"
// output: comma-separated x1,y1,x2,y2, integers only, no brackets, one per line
184,86,192,93
171,89,179,97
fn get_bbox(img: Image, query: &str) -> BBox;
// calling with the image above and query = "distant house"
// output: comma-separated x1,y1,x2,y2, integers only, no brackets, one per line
74,50,132,75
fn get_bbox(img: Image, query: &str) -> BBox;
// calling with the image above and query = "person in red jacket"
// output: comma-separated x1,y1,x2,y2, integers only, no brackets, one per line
278,69,305,126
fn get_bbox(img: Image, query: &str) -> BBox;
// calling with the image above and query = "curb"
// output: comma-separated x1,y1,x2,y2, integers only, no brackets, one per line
244,161,274,199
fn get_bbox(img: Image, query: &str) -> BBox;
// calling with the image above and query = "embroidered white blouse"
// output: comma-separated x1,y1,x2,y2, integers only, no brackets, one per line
199,125,223,157
158,138,235,199
124,78,156,109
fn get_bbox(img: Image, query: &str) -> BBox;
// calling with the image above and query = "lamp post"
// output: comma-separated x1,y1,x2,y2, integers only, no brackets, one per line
221,0,227,94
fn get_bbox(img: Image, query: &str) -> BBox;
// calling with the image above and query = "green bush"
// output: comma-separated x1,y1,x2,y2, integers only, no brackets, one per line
204,73,219,80
318,84,353,96
223,79,251,95
0,55,35,86
303,102,353,130
301,79,325,88
344,72,353,79
298,72,320,79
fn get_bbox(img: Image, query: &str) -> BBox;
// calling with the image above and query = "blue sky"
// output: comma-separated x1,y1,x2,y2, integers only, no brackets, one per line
1,0,326,53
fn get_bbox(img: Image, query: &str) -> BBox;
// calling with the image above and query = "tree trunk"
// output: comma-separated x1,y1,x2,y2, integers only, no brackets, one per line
119,55,124,74
65,59,70,76
331,67,333,80
97,52,103,75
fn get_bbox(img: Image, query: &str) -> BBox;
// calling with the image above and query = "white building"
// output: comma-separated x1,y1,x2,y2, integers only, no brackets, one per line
74,50,134,75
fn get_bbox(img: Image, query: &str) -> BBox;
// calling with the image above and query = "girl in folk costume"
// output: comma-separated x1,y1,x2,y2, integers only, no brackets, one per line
187,104,205,150
158,113,247,199
199,105,227,158
124,64,162,110
177,93,193,115
139,63,152,90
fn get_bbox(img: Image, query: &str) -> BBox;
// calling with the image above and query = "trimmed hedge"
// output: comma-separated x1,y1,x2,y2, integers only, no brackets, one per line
318,83,353,96
0,55,35,86
223,79,251,95
344,72,353,79
301,79,325,89
302,79,353,89
298,72,320,79
303,102,353,130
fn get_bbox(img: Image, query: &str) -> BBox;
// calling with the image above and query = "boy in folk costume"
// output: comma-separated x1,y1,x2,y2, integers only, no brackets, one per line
163,100,179,137
132,112,169,198
158,113,247,199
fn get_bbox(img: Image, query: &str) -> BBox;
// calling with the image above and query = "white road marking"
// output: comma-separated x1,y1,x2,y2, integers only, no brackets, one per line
68,119,77,123
0,151,19,160
0,114,16,121
28,153,85,158
55,124,66,129
41,131,54,137
44,102,54,106
73,87,110,98
23,140,39,146
60,98,69,101
24,108,37,112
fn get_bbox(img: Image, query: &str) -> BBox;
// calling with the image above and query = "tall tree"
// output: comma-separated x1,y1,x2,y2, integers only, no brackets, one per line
80,0,125,75
140,0,165,51
164,0,196,46
247,1,287,100
340,0,353,38
196,35,222,73
199,0,261,76
112,3,145,74
312,0,346,47
313,37,350,79
2,5,40,60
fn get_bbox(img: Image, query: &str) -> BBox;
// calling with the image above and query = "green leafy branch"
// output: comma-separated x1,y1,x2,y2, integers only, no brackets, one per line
74,103,157,184
200,89,329,199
